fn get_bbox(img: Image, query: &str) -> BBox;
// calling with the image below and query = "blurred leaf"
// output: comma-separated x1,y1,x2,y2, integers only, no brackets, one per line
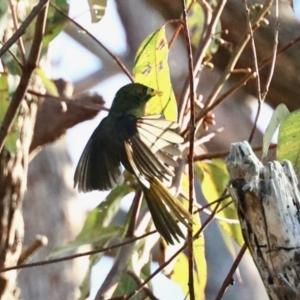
42,0,69,47
193,226,206,300
133,27,177,121
262,104,289,159
112,236,153,299
178,172,207,299
156,168,207,298
171,252,205,300
2,0,68,75
78,266,91,300
0,0,8,39
196,160,244,247
185,0,221,56
35,68,59,96
87,0,107,23
70,184,134,299
185,1,205,46
113,273,146,300
51,184,133,257
277,109,300,177
207,20,222,56
2,48,22,76
78,251,108,300
0,73,18,153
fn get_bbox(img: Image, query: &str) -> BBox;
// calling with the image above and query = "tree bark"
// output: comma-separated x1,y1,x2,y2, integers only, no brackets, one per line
226,141,300,300
18,138,88,300
0,97,38,299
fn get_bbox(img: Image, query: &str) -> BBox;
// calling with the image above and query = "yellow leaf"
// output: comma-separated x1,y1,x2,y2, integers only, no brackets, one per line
0,74,18,153
196,159,244,247
171,252,206,300
133,27,177,121
157,170,207,299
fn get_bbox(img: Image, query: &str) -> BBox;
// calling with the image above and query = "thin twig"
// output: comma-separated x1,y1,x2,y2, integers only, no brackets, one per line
184,34,300,136
243,0,262,144
125,194,223,300
168,0,196,49
204,0,272,107
0,0,49,58
125,246,186,300
18,235,48,265
50,2,133,82
187,0,273,139
94,192,144,300
0,230,157,273
8,0,26,63
187,73,256,133
126,190,142,238
0,41,23,69
2,190,225,274
0,0,49,153
181,191,239,223
178,0,227,127
127,270,159,300
193,144,277,162
181,0,196,298
261,0,279,99
214,243,248,300
249,1,278,143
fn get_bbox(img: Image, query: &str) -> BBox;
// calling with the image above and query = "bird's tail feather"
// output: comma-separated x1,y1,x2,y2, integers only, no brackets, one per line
142,177,192,244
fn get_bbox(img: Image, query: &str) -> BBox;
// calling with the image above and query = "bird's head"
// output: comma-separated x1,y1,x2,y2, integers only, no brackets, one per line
109,83,162,117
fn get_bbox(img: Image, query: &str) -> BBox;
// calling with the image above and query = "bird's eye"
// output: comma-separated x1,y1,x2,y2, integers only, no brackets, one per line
142,86,148,94
136,86,148,96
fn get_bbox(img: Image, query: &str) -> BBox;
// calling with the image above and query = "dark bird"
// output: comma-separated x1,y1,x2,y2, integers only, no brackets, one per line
74,83,191,244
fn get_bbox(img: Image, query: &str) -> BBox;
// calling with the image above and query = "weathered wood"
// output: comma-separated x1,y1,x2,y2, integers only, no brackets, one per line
226,141,300,300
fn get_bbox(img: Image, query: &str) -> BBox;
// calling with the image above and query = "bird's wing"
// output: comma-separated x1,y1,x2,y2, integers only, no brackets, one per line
136,116,183,166
124,132,175,186
137,117,183,152
124,116,184,183
74,120,123,192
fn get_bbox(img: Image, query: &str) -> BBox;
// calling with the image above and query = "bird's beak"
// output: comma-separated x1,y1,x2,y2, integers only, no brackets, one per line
147,88,163,97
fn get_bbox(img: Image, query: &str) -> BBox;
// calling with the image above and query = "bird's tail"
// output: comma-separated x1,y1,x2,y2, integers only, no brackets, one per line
142,177,192,244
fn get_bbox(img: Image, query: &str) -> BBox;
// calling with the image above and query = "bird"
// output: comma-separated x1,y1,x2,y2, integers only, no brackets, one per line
74,83,191,244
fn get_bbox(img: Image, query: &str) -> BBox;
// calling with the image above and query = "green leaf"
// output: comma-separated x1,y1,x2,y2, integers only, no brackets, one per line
0,73,19,153
51,184,133,257
113,240,152,299
262,104,289,159
113,273,147,300
133,27,177,121
185,1,205,47
35,68,59,96
207,20,222,56
2,48,22,76
277,109,300,177
78,251,109,300
168,172,207,299
42,0,69,47
78,259,92,300
196,160,244,247
87,0,107,23
171,252,205,300
185,0,221,56
0,0,8,39
57,184,133,299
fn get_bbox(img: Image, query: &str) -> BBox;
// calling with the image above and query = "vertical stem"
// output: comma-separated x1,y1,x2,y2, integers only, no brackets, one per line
181,1,195,299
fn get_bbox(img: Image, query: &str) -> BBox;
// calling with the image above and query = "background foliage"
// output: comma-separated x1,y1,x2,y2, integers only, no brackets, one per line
0,0,299,299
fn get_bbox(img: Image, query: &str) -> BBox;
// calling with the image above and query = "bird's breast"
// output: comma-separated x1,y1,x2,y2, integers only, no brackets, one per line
111,114,138,141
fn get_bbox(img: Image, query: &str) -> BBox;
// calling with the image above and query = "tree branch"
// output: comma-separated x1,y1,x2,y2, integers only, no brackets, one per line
0,0,49,152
